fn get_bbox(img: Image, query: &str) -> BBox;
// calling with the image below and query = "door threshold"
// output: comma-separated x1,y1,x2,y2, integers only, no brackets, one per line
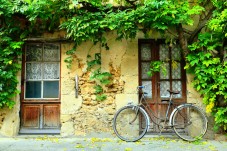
19,128,60,135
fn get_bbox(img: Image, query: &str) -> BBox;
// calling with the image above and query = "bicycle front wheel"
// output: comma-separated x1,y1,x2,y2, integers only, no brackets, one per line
113,106,148,142
172,104,208,141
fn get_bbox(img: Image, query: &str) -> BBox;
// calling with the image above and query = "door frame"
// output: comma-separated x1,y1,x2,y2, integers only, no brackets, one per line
20,42,61,134
138,39,187,132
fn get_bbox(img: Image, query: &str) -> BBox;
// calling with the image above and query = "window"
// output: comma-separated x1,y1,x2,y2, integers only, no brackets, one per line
139,39,186,102
25,43,60,99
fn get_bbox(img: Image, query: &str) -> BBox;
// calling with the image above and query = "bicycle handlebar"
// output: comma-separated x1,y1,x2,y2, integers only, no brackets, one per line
137,86,145,89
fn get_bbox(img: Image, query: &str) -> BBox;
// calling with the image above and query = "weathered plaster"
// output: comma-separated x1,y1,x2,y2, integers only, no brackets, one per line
0,30,215,139
0,74,21,136
187,74,215,139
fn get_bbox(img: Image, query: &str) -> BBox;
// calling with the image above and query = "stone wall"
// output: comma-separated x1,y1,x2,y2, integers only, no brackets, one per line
60,32,139,136
0,30,216,139
59,31,215,138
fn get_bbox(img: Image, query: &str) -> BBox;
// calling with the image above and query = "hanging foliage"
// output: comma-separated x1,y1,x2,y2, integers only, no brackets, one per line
0,0,226,132
185,0,227,131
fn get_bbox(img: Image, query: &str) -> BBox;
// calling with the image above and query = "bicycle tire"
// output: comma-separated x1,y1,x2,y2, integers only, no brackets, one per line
172,104,208,141
113,106,149,142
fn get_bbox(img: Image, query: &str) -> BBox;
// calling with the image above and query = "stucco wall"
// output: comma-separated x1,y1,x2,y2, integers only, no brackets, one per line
0,74,21,136
0,31,214,139
186,74,214,139
60,31,139,136
59,31,214,138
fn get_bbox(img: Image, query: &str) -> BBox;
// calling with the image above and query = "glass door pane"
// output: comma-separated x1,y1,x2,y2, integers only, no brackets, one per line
159,44,183,99
43,63,60,79
43,81,59,98
43,44,60,61
141,44,152,60
26,63,42,80
25,81,41,98
142,81,152,98
26,44,42,61
140,43,153,99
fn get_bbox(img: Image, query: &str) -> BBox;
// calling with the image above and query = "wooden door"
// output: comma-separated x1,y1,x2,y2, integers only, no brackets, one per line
20,43,60,134
138,39,186,133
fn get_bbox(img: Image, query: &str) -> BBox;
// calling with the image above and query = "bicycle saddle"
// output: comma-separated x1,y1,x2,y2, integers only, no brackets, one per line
167,89,180,94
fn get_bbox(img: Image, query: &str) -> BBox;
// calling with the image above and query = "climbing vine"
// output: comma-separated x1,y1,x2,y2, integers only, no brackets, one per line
185,1,227,131
87,53,112,101
0,0,226,132
0,33,23,108
0,0,26,108
147,61,167,77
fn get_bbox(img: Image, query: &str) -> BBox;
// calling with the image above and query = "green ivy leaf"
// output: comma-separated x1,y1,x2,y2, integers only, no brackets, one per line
96,94,107,101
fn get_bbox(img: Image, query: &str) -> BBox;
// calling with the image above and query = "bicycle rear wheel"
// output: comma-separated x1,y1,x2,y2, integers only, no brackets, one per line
172,104,208,141
113,106,148,142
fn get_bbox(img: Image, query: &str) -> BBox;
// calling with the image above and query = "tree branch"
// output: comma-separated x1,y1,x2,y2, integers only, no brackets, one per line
177,24,188,57
188,6,215,44
124,0,137,8
183,28,193,35
166,29,178,38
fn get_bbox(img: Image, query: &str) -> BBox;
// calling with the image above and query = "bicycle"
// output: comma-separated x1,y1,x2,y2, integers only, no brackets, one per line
113,86,208,142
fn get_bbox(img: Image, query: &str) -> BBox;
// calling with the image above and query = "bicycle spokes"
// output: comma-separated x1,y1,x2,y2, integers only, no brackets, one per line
172,105,207,141
113,106,148,142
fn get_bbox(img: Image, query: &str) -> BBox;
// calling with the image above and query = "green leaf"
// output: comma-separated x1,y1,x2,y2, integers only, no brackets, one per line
197,85,201,91
100,79,110,85
94,85,103,94
96,94,107,101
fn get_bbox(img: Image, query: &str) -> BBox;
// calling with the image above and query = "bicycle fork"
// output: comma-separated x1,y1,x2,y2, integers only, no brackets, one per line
130,106,151,132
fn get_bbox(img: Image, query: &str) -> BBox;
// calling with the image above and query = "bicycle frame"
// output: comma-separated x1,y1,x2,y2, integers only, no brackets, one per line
135,89,178,130
126,87,193,133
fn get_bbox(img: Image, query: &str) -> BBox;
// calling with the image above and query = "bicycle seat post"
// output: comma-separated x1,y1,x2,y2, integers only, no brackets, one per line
164,91,174,121
169,93,173,103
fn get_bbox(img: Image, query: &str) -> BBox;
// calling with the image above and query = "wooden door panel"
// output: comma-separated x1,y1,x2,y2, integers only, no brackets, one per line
43,105,60,128
22,105,40,128
157,104,178,119
21,104,60,129
147,103,157,132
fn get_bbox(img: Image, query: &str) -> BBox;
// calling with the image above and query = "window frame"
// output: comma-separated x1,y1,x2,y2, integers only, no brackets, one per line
21,42,61,102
